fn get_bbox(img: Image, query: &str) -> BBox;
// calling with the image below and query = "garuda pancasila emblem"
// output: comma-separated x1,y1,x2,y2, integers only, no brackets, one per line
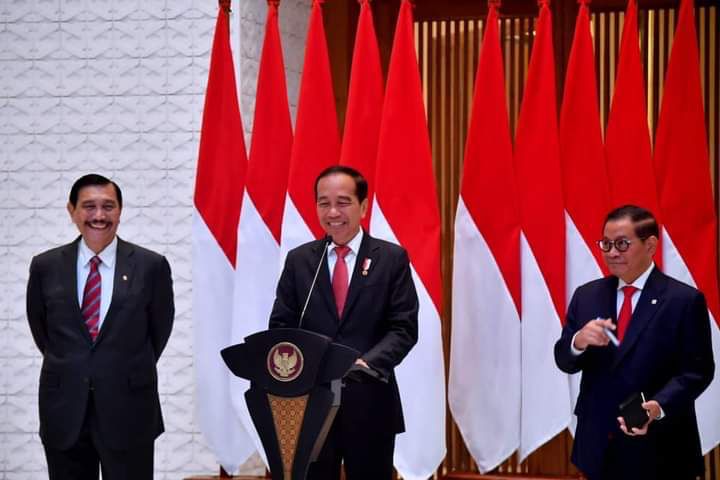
267,342,304,382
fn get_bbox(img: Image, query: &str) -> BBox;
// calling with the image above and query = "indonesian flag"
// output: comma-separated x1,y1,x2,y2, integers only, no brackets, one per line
558,0,609,431
605,0,662,268
280,0,340,256
654,0,720,453
229,0,293,464
192,4,253,473
515,0,570,460
370,1,446,478
449,3,521,472
339,0,383,231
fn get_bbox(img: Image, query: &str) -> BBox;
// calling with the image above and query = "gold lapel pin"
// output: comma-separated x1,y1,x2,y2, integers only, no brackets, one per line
122,274,128,281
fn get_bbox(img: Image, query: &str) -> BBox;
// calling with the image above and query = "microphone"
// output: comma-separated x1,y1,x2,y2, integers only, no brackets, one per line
298,236,332,329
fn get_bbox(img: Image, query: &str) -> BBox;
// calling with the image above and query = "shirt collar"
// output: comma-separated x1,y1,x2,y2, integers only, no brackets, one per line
618,261,655,291
79,236,118,269
329,229,363,257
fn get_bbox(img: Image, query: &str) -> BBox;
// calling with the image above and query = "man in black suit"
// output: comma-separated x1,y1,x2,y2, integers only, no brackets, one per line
555,205,714,480
26,174,174,480
269,165,418,479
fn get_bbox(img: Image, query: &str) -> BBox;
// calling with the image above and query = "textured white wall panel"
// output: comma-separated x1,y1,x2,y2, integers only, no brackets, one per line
1,0,310,477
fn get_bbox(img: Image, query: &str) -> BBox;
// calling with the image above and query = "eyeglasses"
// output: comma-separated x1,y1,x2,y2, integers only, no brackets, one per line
596,238,645,252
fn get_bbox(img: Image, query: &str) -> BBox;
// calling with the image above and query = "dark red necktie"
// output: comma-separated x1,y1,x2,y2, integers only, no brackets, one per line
81,256,102,341
332,246,351,317
617,285,637,342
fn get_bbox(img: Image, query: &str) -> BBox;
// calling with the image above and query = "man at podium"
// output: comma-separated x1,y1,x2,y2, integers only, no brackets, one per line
269,166,419,480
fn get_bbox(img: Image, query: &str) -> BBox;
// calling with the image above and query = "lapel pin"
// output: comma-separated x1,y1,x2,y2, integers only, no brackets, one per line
122,274,128,281
651,299,657,305
361,258,372,276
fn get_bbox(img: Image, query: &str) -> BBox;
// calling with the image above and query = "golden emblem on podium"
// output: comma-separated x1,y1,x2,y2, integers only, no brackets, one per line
267,342,304,382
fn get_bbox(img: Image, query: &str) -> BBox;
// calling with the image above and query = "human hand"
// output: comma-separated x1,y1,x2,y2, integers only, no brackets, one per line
573,318,616,350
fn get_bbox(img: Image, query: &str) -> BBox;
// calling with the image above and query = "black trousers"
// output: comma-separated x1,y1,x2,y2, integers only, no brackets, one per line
599,434,700,480
307,394,395,480
43,394,154,480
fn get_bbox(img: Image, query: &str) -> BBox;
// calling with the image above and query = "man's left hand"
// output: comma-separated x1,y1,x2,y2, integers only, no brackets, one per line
617,400,662,436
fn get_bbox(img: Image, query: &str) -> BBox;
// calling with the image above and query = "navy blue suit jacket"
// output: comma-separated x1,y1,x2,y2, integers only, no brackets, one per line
555,267,714,479
26,237,174,450
269,233,418,435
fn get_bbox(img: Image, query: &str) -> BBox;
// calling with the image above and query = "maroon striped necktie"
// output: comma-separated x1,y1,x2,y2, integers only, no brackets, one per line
81,256,102,341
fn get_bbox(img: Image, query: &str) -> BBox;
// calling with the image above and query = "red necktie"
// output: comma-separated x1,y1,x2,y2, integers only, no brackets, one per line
332,246,351,317
81,256,102,341
617,285,638,342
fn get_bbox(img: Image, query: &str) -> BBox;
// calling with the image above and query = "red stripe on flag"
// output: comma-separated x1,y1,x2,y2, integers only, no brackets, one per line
340,0,384,231
374,0,442,312
246,2,292,244
515,1,565,318
654,0,720,323
194,7,247,267
461,5,520,312
559,1,609,274
287,0,340,239
605,0,662,267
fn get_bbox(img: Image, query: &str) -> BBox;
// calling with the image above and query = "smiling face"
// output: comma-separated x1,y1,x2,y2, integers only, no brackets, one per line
316,172,367,245
67,184,121,253
602,217,657,283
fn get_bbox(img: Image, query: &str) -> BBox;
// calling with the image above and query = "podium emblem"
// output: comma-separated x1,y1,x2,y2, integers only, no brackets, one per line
268,342,304,382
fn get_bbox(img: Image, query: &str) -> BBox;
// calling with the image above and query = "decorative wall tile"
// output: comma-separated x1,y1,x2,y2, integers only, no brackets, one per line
1,0,309,477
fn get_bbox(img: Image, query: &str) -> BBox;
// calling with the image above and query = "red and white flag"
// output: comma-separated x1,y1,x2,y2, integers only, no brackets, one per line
370,1,445,478
654,0,720,453
559,0,610,430
280,0,339,255
229,0,293,464
515,0,570,459
605,0,662,270
339,0,383,231
193,4,253,473
449,3,521,472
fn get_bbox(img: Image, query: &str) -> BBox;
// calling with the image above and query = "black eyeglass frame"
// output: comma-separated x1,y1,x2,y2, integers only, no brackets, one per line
596,237,648,253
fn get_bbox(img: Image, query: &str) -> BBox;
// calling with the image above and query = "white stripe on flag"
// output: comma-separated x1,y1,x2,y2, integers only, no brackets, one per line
449,199,520,472
565,212,603,434
662,229,720,453
520,232,571,460
279,193,315,267
371,202,446,480
230,191,283,465
192,210,254,472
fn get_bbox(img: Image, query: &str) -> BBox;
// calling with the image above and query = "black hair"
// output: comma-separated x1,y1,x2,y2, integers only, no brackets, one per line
69,174,123,208
314,165,368,203
604,205,659,239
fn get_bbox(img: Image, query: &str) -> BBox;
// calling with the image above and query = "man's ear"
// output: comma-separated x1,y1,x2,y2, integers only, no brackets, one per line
645,235,658,256
360,198,369,218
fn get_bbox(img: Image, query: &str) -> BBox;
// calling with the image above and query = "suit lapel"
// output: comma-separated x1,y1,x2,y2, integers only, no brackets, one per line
614,267,665,367
95,238,136,345
61,239,84,332
340,234,375,324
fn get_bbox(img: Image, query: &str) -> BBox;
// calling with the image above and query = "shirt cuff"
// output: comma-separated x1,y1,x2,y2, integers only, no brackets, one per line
570,331,585,356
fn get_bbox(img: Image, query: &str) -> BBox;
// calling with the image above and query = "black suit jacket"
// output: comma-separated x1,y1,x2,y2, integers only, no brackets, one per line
269,233,419,434
555,267,714,479
26,237,174,450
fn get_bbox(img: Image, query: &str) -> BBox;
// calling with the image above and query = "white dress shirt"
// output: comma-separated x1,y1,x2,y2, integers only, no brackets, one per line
327,229,363,285
76,236,117,329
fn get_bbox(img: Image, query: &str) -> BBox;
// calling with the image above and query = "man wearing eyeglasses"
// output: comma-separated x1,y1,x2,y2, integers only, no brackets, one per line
554,205,714,480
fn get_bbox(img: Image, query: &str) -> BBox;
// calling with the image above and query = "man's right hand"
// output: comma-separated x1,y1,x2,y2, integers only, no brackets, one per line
573,318,615,350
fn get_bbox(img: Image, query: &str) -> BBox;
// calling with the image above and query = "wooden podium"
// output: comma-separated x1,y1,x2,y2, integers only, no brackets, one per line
221,328,359,480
